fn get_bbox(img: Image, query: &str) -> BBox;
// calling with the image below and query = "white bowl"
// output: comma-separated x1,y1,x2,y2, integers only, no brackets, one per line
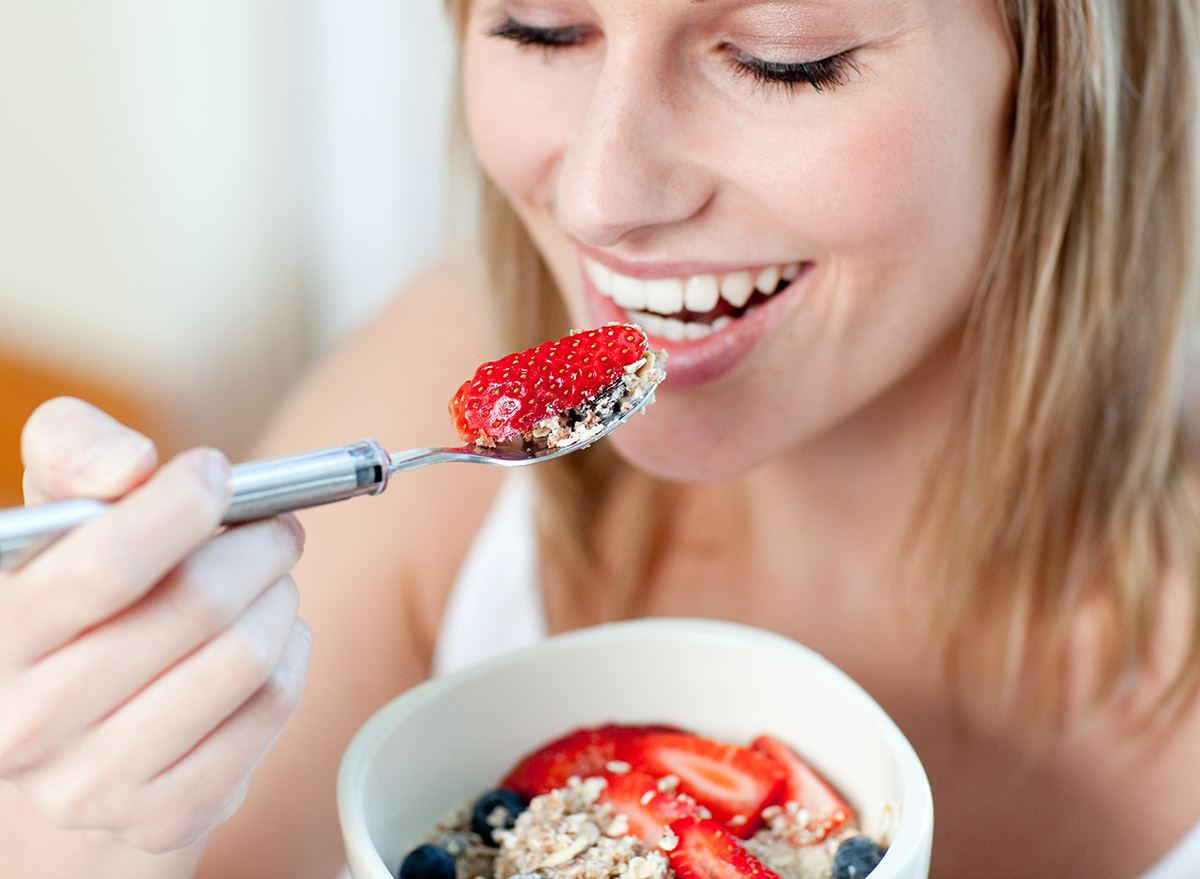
338,617,933,879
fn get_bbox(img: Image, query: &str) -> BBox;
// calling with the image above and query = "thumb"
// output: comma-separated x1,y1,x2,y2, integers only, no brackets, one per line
21,397,159,504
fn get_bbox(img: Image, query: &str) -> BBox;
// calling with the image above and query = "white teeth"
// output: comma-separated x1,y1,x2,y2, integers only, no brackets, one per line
611,272,647,310
644,277,684,314
585,257,612,291
755,265,780,294
720,271,755,308
583,256,802,339
634,311,668,338
662,318,687,342
628,311,714,342
684,274,719,312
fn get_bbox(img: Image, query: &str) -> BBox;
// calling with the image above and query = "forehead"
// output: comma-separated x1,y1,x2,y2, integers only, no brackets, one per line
461,0,961,30
461,0,938,12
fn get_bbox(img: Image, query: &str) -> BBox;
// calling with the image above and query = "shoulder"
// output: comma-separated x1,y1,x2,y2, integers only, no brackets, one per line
262,257,494,453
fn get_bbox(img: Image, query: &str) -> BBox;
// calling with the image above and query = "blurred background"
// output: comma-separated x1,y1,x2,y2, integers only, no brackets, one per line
0,0,456,505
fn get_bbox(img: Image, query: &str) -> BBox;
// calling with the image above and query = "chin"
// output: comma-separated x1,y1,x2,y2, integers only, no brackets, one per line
602,395,768,483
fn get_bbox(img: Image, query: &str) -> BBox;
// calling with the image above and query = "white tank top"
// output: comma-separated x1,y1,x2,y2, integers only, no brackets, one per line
430,475,1200,878
432,472,545,676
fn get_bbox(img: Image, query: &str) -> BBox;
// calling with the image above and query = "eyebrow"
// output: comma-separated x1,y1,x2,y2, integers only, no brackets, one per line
687,0,865,7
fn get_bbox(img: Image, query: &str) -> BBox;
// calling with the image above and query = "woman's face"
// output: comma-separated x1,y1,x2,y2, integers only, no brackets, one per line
462,0,1014,479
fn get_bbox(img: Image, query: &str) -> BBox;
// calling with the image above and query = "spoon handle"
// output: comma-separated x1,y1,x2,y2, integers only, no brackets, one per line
0,439,392,569
225,439,391,522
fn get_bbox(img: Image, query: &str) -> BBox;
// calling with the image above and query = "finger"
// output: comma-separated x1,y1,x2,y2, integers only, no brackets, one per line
0,448,231,660
134,618,313,853
88,574,303,783
20,397,158,505
8,618,311,853
0,516,303,772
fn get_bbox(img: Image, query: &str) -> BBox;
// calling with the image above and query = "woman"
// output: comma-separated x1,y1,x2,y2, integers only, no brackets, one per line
1,0,1197,877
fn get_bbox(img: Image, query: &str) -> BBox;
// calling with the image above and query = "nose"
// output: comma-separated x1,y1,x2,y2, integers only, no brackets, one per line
556,50,713,248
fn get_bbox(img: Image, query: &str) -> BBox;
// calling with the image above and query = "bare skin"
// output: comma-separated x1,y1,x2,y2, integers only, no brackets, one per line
3,0,1198,875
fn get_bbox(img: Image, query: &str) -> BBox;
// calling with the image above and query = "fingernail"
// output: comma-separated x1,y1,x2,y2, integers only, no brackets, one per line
279,513,306,547
197,448,232,496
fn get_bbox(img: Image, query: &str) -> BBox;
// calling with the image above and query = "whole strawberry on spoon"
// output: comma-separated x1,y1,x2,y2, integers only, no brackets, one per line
0,323,666,568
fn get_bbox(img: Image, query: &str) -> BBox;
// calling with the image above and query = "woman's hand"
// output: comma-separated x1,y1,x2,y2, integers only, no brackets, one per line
0,398,312,855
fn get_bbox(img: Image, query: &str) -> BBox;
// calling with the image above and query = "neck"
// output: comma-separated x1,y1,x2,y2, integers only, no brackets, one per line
742,327,966,589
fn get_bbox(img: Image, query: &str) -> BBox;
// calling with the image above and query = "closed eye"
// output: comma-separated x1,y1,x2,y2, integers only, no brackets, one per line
487,16,594,50
727,47,860,94
485,16,858,94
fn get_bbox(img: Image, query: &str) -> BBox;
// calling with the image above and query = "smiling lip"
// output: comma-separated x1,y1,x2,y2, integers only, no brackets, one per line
580,254,813,389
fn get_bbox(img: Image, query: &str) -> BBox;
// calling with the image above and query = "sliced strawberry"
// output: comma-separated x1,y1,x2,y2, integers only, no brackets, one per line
449,323,649,444
665,817,784,879
500,724,676,799
750,734,853,843
597,771,699,847
615,732,786,837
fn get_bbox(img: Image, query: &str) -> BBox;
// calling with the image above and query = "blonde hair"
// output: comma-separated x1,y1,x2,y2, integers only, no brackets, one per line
443,0,1200,718
932,0,1200,720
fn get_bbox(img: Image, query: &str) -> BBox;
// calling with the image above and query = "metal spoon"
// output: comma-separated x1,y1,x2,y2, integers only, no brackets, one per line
0,376,661,569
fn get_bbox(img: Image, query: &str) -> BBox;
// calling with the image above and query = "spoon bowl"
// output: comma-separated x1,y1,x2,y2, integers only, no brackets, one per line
387,375,661,472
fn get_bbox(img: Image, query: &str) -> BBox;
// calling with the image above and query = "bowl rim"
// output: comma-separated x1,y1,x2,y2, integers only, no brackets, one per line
338,617,933,875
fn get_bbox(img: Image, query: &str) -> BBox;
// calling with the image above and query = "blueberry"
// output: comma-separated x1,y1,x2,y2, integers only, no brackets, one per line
833,835,885,879
471,788,528,845
398,843,456,879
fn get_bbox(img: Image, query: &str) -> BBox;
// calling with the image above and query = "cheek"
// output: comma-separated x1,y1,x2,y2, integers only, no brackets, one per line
781,43,1011,269
781,98,995,265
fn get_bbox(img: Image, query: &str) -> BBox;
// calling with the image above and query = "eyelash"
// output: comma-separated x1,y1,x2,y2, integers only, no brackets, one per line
727,49,858,94
487,17,593,50
486,16,856,94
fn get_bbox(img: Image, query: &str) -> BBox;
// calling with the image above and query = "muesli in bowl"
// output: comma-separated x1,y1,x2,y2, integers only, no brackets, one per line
337,619,933,879
404,722,892,879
